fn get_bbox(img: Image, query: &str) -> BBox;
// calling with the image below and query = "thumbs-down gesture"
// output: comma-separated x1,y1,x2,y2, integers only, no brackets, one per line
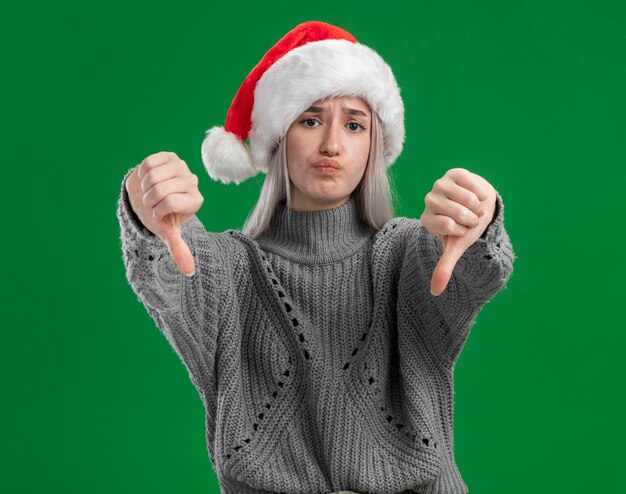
420,168,497,296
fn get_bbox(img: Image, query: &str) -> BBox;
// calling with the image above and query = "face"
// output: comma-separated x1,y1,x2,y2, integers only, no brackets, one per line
285,95,372,211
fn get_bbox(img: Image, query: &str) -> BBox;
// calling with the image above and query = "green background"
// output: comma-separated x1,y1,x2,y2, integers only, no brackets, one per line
2,0,624,492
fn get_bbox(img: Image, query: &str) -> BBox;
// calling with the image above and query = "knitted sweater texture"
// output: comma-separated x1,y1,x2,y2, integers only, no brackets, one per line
116,168,515,494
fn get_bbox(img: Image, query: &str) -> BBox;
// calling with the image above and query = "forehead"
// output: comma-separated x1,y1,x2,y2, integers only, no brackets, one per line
310,95,371,112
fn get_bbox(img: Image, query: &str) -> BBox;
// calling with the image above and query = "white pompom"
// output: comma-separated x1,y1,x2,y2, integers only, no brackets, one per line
201,126,259,185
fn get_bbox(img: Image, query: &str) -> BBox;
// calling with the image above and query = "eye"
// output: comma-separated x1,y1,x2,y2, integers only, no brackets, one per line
300,118,319,128
347,122,366,133
299,118,367,133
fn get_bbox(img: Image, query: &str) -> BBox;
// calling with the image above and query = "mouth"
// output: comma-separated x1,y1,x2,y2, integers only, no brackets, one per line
313,159,341,173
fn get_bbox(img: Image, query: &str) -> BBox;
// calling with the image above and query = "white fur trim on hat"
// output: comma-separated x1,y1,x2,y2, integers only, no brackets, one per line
249,38,405,172
201,126,258,185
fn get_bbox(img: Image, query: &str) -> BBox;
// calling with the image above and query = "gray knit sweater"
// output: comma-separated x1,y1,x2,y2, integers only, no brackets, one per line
116,168,515,494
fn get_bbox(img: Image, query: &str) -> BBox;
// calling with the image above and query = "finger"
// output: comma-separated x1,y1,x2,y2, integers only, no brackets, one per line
137,151,178,180
438,176,484,217
140,159,180,194
431,190,479,228
427,187,480,229
430,236,466,296
446,168,492,208
431,214,469,236
152,192,198,222
162,228,196,277
142,159,191,194
140,174,191,213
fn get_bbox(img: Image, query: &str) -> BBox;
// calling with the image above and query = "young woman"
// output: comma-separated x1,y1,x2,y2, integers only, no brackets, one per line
117,21,515,494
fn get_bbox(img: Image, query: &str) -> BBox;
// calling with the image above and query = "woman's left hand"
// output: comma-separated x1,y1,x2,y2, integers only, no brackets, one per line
420,168,497,296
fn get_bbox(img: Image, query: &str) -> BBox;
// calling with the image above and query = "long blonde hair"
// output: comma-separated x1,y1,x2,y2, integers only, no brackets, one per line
241,110,398,239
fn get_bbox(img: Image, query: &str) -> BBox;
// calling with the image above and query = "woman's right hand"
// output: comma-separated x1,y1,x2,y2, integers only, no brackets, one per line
126,151,204,276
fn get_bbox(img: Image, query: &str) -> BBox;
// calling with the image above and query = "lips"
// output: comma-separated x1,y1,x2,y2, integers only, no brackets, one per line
314,159,341,170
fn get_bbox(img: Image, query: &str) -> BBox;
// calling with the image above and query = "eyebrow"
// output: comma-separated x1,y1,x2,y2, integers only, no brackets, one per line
303,105,370,118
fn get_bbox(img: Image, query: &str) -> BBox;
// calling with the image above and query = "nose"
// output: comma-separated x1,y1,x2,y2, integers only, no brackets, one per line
320,121,341,156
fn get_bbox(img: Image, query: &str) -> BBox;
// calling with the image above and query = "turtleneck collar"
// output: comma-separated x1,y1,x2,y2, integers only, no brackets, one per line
256,196,374,264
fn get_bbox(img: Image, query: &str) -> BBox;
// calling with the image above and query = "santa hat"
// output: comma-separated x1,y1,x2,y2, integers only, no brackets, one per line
201,20,405,185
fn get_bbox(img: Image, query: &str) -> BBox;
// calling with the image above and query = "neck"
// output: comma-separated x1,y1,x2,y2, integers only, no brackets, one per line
257,196,373,264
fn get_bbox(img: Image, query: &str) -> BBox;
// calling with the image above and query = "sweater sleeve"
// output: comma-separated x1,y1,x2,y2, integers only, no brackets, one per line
116,167,229,399
400,191,516,368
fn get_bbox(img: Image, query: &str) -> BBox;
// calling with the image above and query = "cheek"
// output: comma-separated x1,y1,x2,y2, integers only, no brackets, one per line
286,134,308,165
287,139,316,174
358,140,371,169
286,151,308,186
363,137,372,157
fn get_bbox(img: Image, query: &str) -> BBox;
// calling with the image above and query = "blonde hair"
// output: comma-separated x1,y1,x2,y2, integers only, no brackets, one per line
241,110,398,239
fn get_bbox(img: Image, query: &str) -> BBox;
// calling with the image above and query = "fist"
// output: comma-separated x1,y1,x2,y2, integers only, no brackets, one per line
420,168,497,296
126,151,204,277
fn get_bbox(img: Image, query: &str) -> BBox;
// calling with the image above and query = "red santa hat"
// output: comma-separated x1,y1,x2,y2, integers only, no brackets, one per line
201,20,405,185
